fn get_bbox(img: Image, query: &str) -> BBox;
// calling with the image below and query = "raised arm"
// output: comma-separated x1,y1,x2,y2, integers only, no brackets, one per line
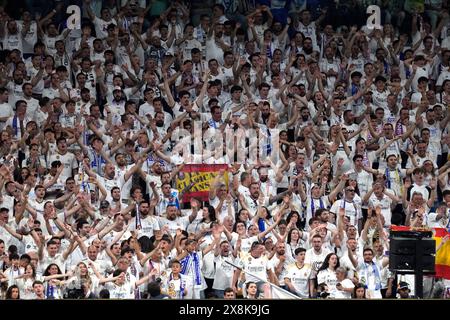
124,156,145,183
257,214,282,241
375,136,401,156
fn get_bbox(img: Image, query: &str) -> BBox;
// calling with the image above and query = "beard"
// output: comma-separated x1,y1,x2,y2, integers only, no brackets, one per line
156,121,164,127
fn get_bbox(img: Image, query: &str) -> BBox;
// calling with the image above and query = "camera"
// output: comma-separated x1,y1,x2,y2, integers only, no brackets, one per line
317,283,330,298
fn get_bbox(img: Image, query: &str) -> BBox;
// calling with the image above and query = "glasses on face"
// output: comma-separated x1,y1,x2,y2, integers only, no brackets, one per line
346,189,355,192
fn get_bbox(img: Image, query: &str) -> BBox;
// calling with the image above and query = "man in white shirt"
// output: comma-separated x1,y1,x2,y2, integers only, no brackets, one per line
48,137,78,182
232,241,274,298
427,203,449,228
206,23,229,65
5,100,33,140
284,247,314,298
129,200,160,239
157,204,196,238
330,186,362,230
305,234,331,273
21,83,40,119
348,247,388,299
37,238,71,276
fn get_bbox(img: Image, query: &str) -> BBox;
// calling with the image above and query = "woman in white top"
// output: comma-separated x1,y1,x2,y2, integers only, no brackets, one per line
285,228,308,263
316,253,340,299
14,263,39,299
41,263,66,299
64,261,99,298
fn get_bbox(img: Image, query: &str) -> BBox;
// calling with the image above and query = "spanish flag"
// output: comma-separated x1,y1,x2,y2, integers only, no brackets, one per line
434,228,450,280
176,164,229,203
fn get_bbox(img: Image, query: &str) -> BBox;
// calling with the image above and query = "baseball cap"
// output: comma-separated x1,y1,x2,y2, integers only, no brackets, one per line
398,282,409,290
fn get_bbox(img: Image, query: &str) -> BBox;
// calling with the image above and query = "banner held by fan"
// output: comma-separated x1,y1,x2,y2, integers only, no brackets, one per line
176,164,229,202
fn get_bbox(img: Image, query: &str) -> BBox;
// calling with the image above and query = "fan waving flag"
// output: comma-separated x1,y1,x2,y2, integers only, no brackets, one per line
176,164,229,203
434,228,450,280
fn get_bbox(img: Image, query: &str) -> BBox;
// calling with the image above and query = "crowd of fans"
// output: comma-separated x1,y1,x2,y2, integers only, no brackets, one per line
0,0,449,299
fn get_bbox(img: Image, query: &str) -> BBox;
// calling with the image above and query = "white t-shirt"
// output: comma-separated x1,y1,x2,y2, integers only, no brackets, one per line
239,236,259,255
93,17,117,39
23,96,40,118
157,216,190,237
427,211,450,228
2,31,23,51
368,194,393,226
17,21,37,54
330,199,362,227
103,281,135,299
317,268,338,298
284,262,313,298
209,196,234,223
212,254,236,290
268,255,288,286
304,248,332,273
356,259,383,299
96,173,127,203
238,252,270,283
48,151,78,182
129,215,160,239
160,271,188,299
333,278,354,299
37,252,67,276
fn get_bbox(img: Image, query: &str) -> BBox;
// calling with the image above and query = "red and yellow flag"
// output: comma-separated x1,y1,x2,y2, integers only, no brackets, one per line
176,164,229,203
434,228,450,280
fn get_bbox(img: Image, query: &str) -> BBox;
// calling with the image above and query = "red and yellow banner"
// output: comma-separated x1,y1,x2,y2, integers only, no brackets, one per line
176,164,229,203
434,228,450,280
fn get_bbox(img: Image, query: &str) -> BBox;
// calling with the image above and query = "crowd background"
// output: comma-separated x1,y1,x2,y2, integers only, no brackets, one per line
0,0,450,300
